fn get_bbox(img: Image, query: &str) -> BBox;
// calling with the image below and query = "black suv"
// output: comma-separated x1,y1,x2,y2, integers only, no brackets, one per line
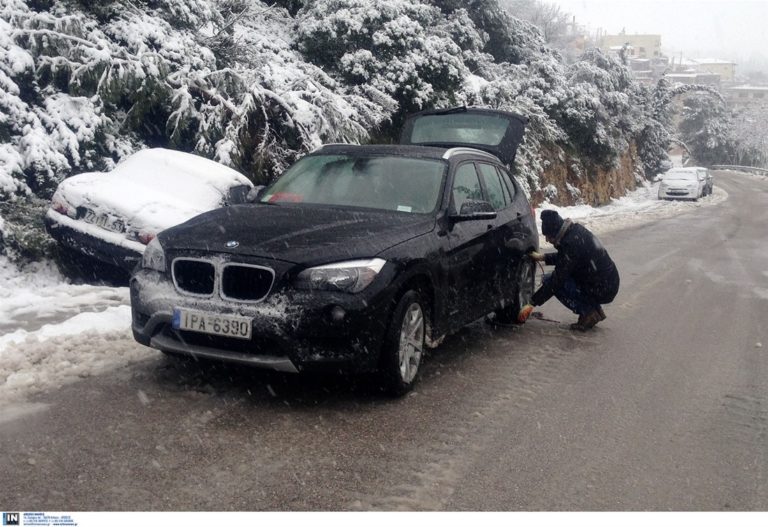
130,108,538,394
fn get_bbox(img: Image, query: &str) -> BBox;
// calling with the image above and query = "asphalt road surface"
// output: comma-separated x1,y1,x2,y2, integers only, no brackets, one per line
1,171,767,511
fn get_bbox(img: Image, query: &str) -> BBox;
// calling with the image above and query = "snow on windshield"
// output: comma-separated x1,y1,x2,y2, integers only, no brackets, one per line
0,179,728,408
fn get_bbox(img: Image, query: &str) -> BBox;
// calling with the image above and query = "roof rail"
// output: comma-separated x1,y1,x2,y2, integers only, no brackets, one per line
442,147,501,161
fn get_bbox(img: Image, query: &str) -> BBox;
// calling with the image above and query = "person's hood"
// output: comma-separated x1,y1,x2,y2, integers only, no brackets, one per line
157,204,436,265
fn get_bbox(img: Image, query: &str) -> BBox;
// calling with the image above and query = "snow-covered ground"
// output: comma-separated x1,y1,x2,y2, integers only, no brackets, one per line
0,180,729,409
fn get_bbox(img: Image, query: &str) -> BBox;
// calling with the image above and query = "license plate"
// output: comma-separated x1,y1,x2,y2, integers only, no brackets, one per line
172,309,252,339
83,208,125,233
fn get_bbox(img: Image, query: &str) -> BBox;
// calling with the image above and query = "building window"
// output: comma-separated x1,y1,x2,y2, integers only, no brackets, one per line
754,93,765,99
739,93,748,98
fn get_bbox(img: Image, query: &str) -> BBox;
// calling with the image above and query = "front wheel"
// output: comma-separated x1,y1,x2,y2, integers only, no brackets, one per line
494,258,536,324
378,290,426,396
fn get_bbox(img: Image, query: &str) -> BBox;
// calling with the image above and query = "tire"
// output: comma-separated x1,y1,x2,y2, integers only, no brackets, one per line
494,258,536,324
378,290,426,396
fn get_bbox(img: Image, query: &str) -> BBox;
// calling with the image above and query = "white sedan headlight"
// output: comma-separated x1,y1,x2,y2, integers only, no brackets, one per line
142,237,166,272
294,258,386,293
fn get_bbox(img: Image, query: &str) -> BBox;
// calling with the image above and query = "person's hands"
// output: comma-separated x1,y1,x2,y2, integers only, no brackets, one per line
517,304,534,323
528,251,544,262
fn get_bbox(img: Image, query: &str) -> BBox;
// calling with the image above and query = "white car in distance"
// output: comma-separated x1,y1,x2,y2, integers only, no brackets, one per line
658,167,707,201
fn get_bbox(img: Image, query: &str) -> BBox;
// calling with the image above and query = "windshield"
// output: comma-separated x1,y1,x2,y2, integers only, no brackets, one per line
261,154,446,214
409,113,510,146
663,171,697,181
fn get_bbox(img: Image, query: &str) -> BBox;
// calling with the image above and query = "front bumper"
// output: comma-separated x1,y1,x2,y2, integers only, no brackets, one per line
658,187,699,200
44,210,143,271
130,269,395,374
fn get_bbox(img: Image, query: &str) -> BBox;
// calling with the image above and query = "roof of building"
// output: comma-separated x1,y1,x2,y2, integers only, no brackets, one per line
727,85,768,91
665,73,700,79
694,58,736,65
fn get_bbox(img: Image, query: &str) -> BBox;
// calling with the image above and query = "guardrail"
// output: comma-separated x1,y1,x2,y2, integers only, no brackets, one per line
711,165,768,175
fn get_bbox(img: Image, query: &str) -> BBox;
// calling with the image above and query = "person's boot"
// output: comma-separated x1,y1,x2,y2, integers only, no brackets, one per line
570,310,601,331
596,305,606,321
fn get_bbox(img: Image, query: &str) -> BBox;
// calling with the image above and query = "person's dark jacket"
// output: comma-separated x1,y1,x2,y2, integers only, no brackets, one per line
531,222,620,306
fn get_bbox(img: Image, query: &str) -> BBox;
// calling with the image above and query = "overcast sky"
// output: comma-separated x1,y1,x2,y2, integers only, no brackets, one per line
551,0,768,68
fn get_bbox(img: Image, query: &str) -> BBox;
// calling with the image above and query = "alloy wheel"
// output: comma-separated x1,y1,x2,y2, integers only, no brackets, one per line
517,260,534,308
398,303,424,383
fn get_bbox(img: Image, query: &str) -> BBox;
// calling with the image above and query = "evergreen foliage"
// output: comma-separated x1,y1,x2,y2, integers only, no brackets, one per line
678,91,734,166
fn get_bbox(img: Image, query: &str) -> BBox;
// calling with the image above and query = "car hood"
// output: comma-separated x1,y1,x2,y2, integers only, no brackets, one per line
158,204,436,264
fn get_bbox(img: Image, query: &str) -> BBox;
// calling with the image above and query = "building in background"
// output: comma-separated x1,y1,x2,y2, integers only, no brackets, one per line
693,59,737,83
599,32,662,59
598,32,668,84
724,85,768,107
664,72,722,89
665,57,737,89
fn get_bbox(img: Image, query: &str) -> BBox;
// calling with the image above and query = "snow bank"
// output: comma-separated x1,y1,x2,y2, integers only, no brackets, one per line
0,256,128,334
0,312,152,404
0,255,149,405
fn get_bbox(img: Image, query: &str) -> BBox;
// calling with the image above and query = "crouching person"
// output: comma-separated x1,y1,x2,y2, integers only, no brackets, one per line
518,210,620,331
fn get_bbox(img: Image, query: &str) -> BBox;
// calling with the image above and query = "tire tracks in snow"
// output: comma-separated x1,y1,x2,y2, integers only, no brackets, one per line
348,320,608,510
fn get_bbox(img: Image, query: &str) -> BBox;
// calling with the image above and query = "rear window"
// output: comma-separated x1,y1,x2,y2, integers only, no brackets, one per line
410,114,510,146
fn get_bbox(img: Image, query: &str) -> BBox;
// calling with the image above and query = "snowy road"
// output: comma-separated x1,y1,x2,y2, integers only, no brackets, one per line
1,170,767,510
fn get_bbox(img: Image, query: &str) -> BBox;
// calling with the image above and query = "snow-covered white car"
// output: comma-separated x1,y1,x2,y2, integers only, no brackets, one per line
657,167,707,201
45,149,253,274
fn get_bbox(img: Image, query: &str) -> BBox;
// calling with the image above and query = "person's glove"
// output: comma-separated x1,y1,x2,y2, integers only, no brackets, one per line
528,251,544,262
517,304,534,323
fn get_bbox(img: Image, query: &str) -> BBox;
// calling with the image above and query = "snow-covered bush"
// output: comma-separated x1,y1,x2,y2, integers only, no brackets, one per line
0,0,395,201
0,197,57,263
731,104,768,168
556,49,643,167
296,0,467,120
679,91,734,166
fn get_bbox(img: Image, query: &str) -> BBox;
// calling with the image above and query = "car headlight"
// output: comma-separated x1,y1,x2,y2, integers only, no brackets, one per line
294,258,386,293
142,237,166,272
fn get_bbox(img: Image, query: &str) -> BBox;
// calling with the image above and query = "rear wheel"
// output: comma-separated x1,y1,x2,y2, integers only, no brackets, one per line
494,258,536,324
379,290,426,396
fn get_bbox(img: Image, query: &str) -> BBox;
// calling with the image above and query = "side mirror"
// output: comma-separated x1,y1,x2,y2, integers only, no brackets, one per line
450,199,497,222
246,185,266,203
227,184,253,205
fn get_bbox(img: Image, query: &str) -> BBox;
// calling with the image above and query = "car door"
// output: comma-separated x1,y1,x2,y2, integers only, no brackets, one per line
444,162,497,325
696,169,707,197
476,163,533,308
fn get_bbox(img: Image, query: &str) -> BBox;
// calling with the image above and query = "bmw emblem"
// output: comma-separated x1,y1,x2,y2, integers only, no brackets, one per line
225,240,239,248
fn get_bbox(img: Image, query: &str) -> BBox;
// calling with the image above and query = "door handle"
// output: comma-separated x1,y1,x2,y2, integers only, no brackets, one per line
487,224,493,231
